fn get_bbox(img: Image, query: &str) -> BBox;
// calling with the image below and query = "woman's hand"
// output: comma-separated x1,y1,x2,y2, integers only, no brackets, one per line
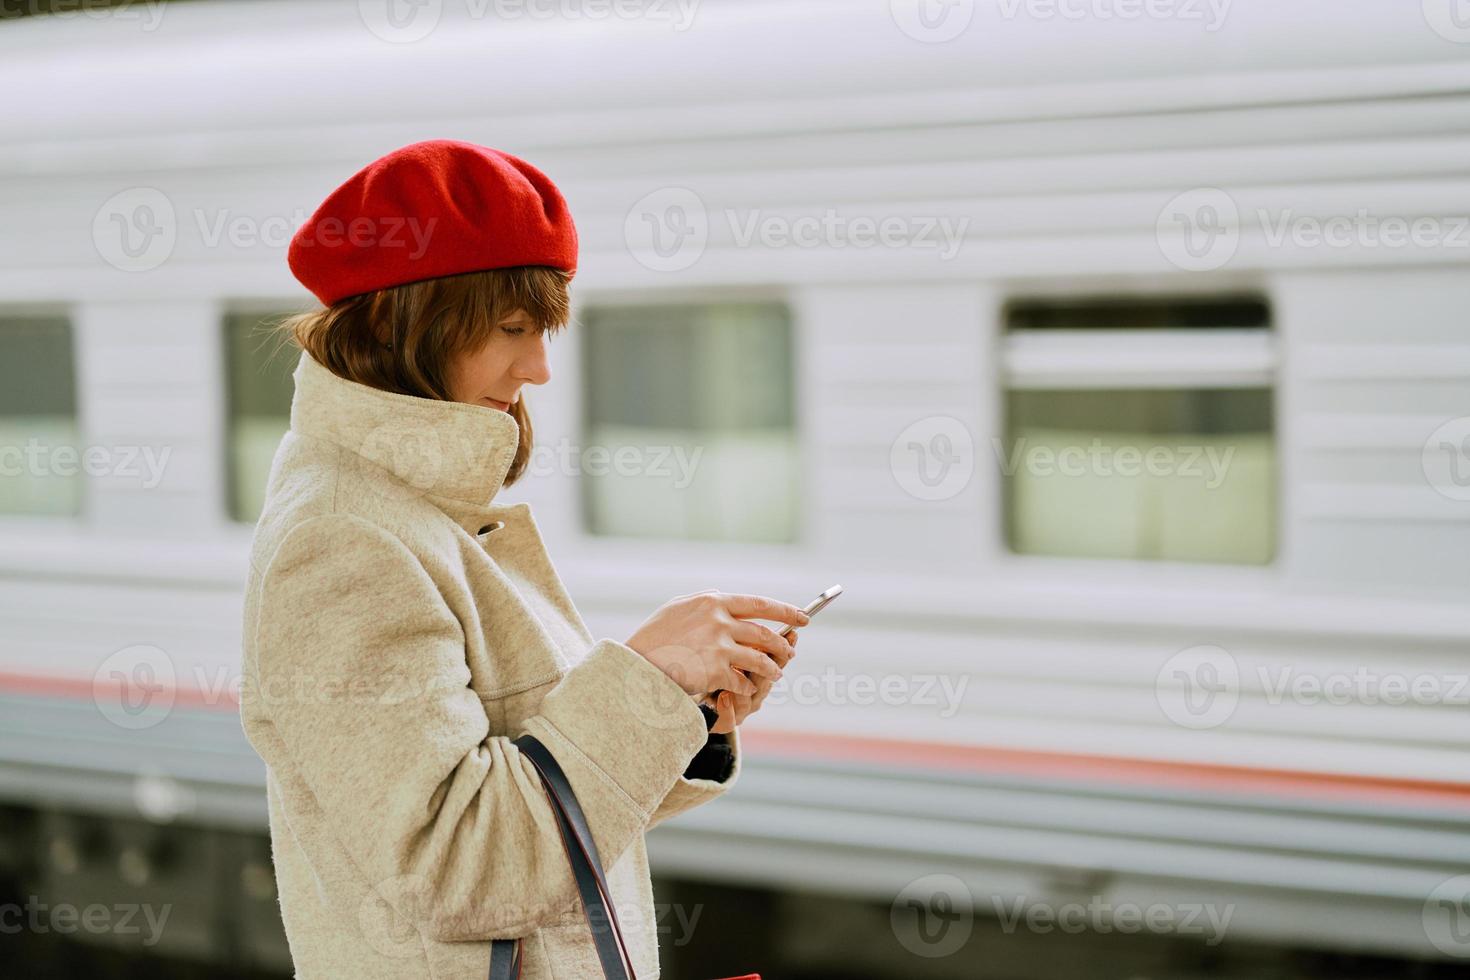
624,590,808,697
705,629,797,733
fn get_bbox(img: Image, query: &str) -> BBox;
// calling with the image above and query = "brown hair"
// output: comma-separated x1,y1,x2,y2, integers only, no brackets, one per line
273,265,571,489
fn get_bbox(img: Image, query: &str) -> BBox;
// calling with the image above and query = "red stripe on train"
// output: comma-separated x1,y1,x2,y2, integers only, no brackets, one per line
740,729,1470,810
0,670,239,711
4,671,1468,810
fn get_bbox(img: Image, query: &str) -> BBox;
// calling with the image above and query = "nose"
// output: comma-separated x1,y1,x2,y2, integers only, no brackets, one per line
514,334,552,387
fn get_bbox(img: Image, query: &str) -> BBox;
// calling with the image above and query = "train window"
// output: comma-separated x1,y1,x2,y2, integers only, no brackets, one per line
1000,296,1275,565
579,302,797,543
224,312,296,524
0,315,80,517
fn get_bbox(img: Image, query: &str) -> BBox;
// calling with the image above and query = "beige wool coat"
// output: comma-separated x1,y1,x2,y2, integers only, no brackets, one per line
239,349,739,979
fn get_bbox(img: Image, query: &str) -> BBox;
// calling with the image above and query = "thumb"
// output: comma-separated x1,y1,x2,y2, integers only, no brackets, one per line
711,690,737,734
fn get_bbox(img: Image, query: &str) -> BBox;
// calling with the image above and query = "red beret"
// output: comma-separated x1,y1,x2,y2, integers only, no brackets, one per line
288,139,578,306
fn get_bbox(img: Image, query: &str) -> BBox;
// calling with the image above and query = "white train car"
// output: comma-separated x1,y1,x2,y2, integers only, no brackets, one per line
1,0,1468,972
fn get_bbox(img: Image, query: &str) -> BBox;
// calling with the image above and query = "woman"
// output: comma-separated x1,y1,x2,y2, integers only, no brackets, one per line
239,139,809,979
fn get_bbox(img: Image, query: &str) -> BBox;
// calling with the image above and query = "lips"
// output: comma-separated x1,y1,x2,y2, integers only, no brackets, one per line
482,397,511,412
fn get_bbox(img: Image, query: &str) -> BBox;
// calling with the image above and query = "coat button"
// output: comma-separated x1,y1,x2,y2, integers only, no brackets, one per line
477,521,505,536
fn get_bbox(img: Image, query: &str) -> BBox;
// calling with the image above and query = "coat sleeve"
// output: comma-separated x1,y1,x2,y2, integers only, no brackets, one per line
647,710,741,830
244,513,710,942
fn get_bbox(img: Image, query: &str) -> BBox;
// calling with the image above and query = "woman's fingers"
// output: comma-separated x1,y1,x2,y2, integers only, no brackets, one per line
728,642,782,680
709,629,797,731
730,620,796,666
724,666,759,696
722,593,811,630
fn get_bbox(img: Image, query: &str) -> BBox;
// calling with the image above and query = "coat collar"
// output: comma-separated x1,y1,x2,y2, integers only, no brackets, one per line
288,349,523,535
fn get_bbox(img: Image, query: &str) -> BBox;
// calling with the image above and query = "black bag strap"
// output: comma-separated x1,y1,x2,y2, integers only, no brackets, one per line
488,733,636,980
488,935,521,980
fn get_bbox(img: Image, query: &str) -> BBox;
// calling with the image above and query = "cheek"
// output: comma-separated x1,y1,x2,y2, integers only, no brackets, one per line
449,344,511,399
446,360,476,402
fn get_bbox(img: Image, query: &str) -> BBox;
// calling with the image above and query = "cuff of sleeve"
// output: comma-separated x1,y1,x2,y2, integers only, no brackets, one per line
653,723,741,828
528,638,710,817
682,734,734,782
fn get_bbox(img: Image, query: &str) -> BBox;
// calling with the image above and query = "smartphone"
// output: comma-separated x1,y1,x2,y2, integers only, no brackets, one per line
776,584,843,637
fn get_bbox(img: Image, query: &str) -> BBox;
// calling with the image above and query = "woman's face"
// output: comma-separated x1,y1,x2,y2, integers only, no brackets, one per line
445,309,551,413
